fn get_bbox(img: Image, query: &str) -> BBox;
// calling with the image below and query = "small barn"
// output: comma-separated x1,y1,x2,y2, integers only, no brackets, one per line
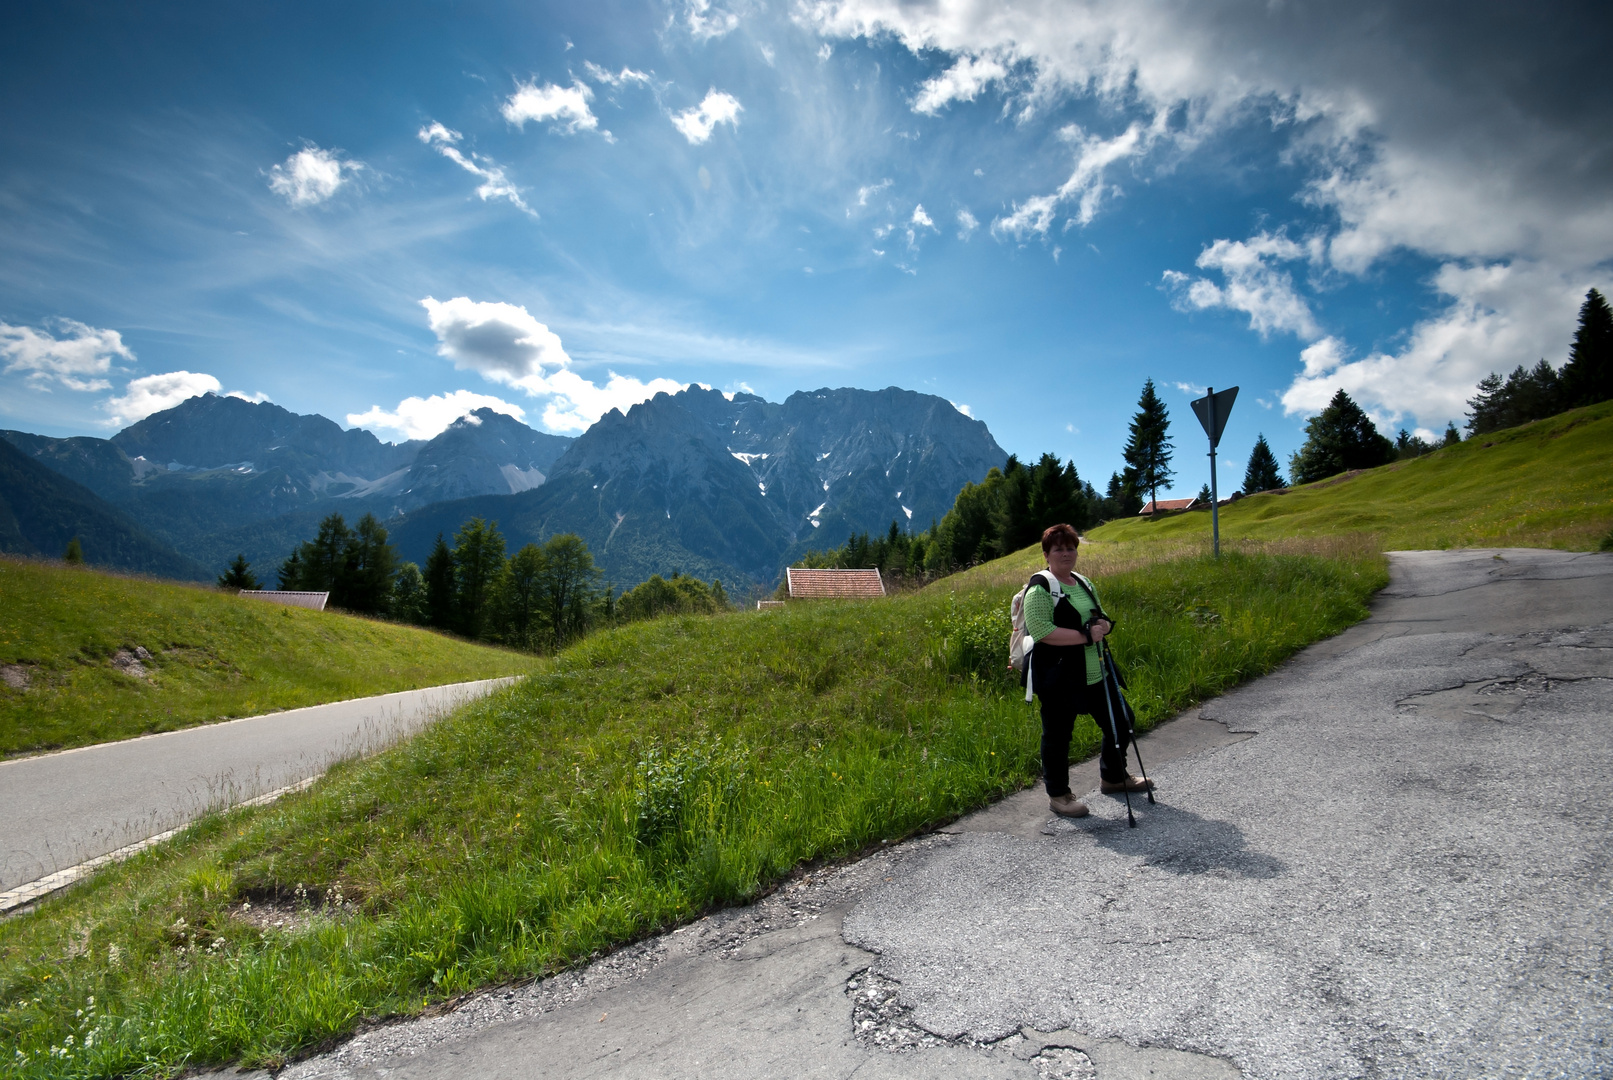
239,590,330,611
1139,498,1198,515
785,567,887,599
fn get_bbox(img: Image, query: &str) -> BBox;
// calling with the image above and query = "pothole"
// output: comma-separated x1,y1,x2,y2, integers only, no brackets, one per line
846,970,946,1052
1032,1046,1099,1080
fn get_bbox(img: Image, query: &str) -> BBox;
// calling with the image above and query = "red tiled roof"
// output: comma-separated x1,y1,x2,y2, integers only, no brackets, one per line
786,568,887,598
1140,498,1197,514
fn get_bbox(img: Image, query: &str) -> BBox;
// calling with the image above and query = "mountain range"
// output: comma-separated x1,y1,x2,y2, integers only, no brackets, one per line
1,386,1005,589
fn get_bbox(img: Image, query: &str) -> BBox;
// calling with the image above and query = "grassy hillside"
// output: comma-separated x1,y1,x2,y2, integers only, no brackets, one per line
0,538,1383,1076
1090,400,1613,550
0,558,537,757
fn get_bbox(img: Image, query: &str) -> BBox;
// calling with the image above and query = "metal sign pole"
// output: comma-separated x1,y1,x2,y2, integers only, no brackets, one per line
1208,387,1220,557
1189,385,1237,560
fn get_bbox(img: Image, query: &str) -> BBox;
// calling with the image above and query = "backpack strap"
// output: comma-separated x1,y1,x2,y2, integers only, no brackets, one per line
1027,570,1060,598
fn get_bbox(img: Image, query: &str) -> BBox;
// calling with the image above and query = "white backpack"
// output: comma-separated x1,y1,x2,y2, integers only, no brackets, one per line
1008,570,1059,674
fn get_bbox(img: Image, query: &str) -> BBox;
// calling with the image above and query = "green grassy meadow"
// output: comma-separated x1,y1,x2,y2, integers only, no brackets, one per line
0,541,1384,1077
0,558,537,758
1091,400,1613,551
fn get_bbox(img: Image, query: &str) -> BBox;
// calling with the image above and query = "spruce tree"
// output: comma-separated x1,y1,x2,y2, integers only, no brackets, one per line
422,534,456,629
451,518,507,640
1442,422,1462,447
1241,434,1285,493
345,513,399,615
1560,287,1613,408
1288,390,1395,485
218,553,261,590
63,537,84,565
1121,379,1174,513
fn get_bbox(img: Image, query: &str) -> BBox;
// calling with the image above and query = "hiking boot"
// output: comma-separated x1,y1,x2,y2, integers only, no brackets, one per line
1100,774,1155,794
1049,794,1089,818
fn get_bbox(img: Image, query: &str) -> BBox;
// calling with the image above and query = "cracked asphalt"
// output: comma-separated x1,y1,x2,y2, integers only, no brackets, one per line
211,548,1612,1080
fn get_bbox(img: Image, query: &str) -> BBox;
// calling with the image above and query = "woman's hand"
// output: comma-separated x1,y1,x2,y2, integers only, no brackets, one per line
1088,618,1112,643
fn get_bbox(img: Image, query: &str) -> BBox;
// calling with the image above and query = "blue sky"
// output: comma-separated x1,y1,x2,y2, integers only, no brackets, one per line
2,0,1609,497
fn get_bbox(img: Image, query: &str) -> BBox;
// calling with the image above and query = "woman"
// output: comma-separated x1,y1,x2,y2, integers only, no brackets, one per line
1024,523,1153,818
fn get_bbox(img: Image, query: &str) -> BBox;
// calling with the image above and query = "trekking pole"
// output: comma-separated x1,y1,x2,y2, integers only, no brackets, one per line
1104,639,1154,805
1098,657,1137,828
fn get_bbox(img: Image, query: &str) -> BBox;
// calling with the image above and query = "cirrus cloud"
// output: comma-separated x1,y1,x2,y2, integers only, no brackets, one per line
417,123,537,217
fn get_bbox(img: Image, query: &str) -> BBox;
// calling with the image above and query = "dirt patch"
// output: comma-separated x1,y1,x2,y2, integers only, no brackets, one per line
1,663,32,690
110,646,153,679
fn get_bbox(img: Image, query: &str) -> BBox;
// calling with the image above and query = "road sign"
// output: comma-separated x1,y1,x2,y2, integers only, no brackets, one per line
1190,386,1238,448
1189,386,1238,557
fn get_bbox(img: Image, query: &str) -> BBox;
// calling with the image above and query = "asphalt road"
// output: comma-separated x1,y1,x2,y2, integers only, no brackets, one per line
203,549,1612,1080
0,678,516,894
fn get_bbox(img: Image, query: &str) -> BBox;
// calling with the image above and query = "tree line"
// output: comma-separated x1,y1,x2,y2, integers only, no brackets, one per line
216,514,736,652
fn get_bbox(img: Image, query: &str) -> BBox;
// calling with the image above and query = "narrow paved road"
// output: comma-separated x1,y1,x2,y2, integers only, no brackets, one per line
1,678,517,896
216,550,1611,1080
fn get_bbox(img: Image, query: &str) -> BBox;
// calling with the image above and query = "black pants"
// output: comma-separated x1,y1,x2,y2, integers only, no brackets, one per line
1040,677,1130,796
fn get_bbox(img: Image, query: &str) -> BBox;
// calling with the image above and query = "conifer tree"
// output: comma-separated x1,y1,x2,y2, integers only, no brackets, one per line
1288,390,1395,485
218,553,261,590
390,562,428,624
1442,422,1462,447
1560,287,1612,408
422,534,456,630
451,517,506,640
63,537,84,565
1121,379,1174,513
345,513,399,615
1241,434,1285,493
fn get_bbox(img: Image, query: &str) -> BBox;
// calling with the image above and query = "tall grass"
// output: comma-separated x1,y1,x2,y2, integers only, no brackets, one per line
0,545,1385,1077
0,558,536,757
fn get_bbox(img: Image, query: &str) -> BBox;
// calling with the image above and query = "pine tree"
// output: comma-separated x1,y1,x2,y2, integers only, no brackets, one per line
1241,434,1285,493
1288,390,1395,485
1466,361,1563,435
1195,483,1212,506
1394,429,1435,460
1442,422,1462,447
277,550,304,590
422,534,456,630
1560,287,1613,408
218,553,261,590
63,537,84,565
496,543,548,650
1122,379,1174,513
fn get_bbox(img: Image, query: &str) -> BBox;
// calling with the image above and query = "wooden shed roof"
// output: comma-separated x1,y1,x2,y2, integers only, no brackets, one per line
785,568,887,599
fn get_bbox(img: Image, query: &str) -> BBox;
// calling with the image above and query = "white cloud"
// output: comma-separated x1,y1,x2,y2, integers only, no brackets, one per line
583,62,652,88
994,121,1150,240
0,318,131,391
912,54,1008,115
855,178,892,208
1281,262,1595,429
417,123,537,217
672,90,742,144
950,400,973,417
683,0,739,40
956,208,978,239
419,296,572,384
418,296,687,432
227,390,272,404
906,203,937,249
266,146,363,207
347,390,527,441
804,1,1613,278
1163,232,1321,339
103,371,221,427
502,80,599,134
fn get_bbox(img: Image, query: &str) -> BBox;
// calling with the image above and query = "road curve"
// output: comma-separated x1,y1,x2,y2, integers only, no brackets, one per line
1,678,518,896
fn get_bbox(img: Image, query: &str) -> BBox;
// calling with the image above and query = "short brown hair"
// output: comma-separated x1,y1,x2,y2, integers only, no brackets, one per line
1041,524,1080,553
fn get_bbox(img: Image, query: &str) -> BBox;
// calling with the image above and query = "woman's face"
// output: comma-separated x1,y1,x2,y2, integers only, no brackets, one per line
1046,543,1078,575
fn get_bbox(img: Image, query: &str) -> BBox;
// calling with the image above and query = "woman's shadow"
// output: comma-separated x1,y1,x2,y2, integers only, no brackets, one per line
1050,799,1287,879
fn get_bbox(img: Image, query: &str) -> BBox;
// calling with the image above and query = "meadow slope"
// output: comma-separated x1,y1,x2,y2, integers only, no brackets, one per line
0,558,537,757
1090,400,1613,551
